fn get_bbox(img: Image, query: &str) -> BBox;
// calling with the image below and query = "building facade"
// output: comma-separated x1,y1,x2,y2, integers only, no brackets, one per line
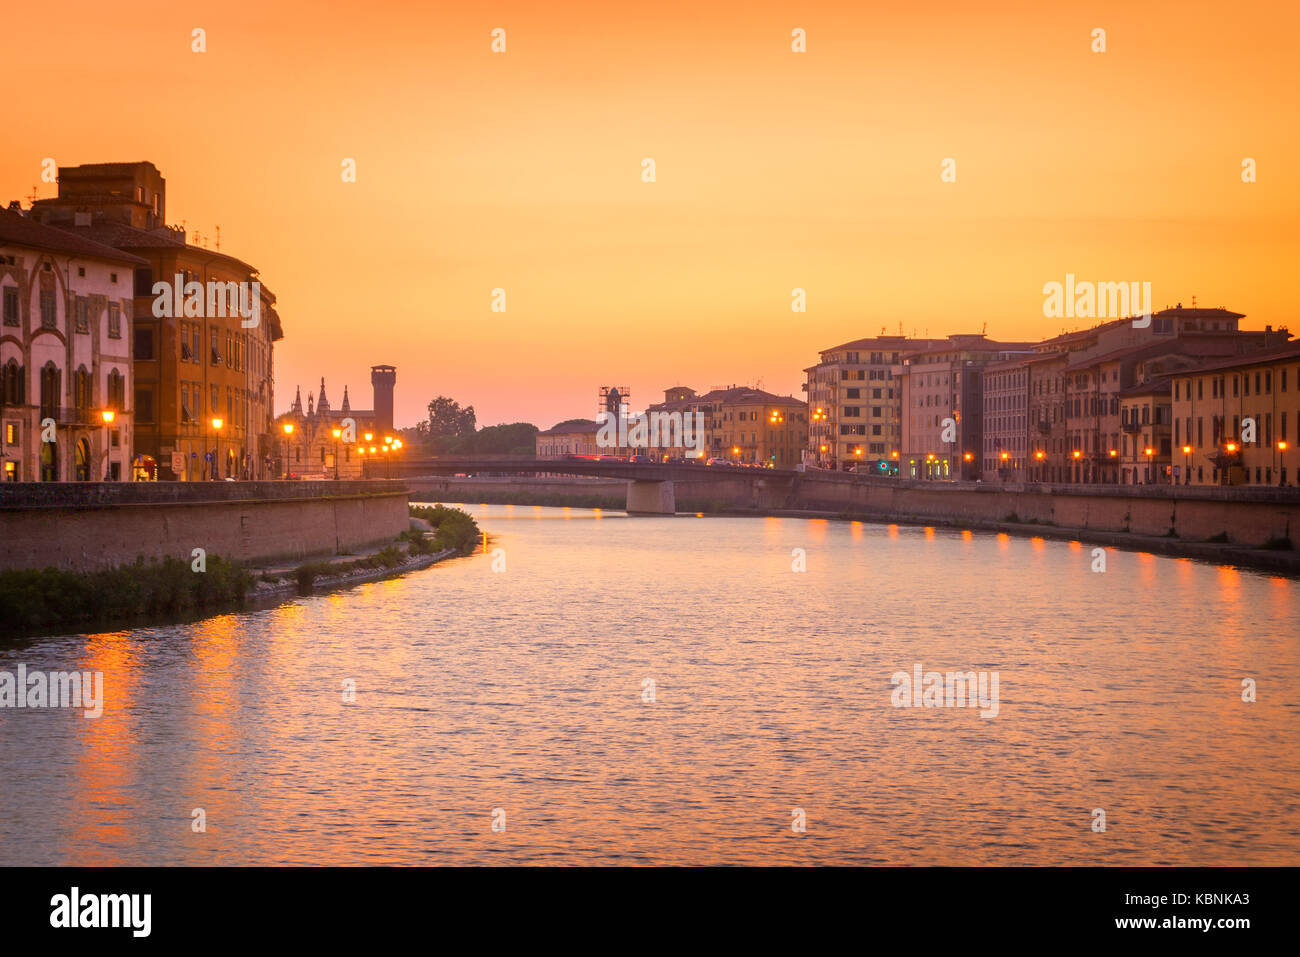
898,336,1032,480
274,368,396,479
803,336,943,470
1169,344,1300,486
1,207,141,482
30,161,283,480
536,419,602,458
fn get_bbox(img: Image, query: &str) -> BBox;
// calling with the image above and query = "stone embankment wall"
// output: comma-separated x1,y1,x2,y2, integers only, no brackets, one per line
0,481,411,572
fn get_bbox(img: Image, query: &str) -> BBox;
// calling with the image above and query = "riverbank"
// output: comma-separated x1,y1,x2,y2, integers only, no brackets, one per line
723,505,1300,575
0,505,482,641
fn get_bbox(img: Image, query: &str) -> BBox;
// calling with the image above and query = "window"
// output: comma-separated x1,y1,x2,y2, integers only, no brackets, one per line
40,290,56,328
135,386,155,424
107,369,125,410
134,328,155,360
1,359,22,404
107,302,121,338
74,366,92,410
2,287,17,326
39,363,61,418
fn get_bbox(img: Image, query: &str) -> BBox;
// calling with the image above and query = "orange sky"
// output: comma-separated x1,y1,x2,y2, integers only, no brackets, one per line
4,0,1298,429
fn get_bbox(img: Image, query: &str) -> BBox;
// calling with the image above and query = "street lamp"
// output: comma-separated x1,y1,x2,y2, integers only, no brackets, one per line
100,409,115,481
282,422,294,478
1278,440,1289,486
1182,444,1192,485
332,427,342,480
1144,446,1155,484
211,417,224,480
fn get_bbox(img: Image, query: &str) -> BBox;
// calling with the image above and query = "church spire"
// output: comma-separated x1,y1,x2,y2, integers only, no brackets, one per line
317,377,330,414
341,384,351,413
291,384,302,414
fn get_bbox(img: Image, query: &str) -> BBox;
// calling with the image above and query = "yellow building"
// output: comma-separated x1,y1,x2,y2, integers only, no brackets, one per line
1117,378,1173,485
1170,343,1300,486
704,386,807,467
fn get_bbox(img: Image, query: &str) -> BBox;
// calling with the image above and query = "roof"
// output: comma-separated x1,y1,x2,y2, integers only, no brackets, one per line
1175,343,1300,377
1118,377,1174,399
539,418,602,436
697,386,804,406
0,208,147,265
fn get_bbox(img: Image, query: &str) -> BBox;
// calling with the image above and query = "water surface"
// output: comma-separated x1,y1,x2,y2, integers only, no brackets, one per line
2,505,1297,865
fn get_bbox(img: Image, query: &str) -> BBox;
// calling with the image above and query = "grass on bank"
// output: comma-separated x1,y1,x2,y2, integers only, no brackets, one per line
0,556,252,637
281,506,482,592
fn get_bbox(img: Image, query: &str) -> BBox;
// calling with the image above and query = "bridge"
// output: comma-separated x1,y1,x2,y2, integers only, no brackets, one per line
374,456,801,514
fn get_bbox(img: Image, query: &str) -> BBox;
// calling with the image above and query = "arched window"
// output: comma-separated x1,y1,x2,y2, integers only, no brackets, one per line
74,365,92,412
0,359,17,406
75,437,91,481
39,439,58,482
39,362,61,419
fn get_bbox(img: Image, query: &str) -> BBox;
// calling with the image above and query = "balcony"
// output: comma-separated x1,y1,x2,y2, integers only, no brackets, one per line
1121,421,1140,433
39,406,100,427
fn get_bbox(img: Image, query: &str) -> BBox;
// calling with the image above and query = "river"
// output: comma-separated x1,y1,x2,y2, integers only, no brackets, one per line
2,504,1297,865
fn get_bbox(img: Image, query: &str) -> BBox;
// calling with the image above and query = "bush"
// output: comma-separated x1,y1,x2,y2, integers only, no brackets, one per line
409,505,481,556
0,555,252,637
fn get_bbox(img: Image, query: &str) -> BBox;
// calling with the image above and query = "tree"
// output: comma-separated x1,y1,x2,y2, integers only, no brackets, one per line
424,396,477,453
465,422,539,455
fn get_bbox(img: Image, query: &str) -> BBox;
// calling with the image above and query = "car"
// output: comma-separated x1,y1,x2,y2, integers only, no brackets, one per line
628,455,652,464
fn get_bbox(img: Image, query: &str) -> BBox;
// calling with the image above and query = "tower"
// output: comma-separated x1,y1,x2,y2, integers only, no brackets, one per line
371,365,396,435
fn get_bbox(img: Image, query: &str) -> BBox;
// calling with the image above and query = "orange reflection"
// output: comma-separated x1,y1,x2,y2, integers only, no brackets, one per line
67,629,141,864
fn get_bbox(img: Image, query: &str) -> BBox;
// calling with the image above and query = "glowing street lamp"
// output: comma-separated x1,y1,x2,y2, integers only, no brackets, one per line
1279,440,1290,486
99,409,116,480
211,417,224,481
282,422,294,478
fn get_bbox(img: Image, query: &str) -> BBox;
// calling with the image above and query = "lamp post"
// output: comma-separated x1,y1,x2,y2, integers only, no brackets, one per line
1034,449,1045,483
332,427,342,480
211,417,224,480
282,422,294,478
1182,445,1192,486
1144,446,1155,484
1278,440,1289,486
100,409,115,481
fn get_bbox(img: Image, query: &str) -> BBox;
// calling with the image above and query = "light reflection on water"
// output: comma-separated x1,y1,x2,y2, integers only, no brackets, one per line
1,504,1298,865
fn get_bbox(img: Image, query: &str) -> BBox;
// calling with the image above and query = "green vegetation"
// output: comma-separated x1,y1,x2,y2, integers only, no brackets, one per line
1206,531,1231,543
1259,535,1294,551
408,395,540,455
409,504,482,555
0,556,252,637
290,545,411,593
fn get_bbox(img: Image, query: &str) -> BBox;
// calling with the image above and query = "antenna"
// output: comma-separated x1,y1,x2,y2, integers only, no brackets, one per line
25,185,38,204
215,225,221,251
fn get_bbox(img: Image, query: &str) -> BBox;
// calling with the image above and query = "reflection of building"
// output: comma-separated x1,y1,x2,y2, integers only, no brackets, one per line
273,366,395,478
30,161,283,480
1,206,140,482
